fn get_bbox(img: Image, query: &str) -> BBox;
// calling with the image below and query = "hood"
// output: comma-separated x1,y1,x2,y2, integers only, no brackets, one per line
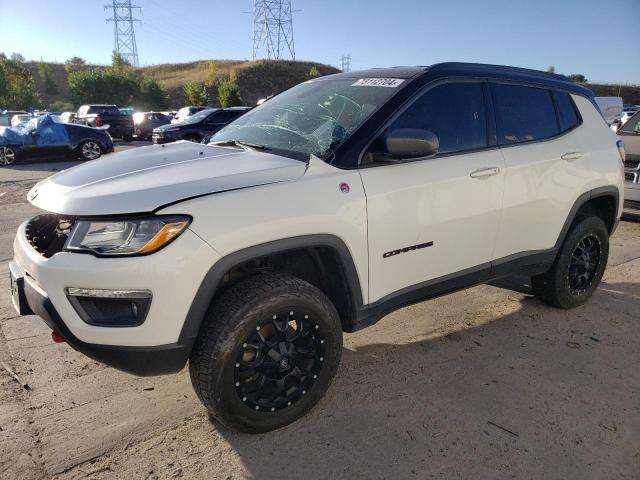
28,140,308,215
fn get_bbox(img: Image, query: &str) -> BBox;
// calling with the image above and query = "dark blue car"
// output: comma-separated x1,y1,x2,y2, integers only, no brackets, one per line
0,114,114,167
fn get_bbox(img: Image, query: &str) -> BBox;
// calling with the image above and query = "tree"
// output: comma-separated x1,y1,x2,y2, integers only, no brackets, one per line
205,61,219,88
217,80,242,107
567,73,587,83
229,67,238,83
10,53,25,62
38,61,59,95
49,100,75,112
306,66,320,80
183,82,208,105
0,58,40,109
64,56,87,74
139,77,168,110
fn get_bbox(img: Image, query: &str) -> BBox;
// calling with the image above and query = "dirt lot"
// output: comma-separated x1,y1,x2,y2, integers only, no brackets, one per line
1,154,639,480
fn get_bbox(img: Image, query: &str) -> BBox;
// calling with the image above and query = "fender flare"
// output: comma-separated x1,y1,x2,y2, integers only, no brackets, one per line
554,185,620,250
177,234,365,345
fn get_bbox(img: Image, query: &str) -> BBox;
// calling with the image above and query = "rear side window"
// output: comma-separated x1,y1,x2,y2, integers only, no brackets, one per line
387,82,488,154
492,84,559,144
554,91,580,132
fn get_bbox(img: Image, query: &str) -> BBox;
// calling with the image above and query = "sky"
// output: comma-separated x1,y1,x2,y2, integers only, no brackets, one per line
0,0,638,84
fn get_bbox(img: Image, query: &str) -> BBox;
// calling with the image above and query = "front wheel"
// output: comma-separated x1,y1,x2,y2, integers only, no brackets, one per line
77,140,103,161
0,146,16,166
532,216,609,309
189,272,342,433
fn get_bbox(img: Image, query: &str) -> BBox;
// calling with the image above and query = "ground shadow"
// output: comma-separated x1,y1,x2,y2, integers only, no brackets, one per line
215,281,640,480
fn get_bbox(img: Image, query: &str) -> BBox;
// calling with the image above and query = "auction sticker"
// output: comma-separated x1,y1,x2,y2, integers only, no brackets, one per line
351,78,404,87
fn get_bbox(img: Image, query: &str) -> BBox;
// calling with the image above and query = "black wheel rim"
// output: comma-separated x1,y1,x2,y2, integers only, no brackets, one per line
234,309,324,412
568,233,602,294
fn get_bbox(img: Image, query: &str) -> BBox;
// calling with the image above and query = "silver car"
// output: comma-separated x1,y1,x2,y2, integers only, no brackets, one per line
618,110,640,218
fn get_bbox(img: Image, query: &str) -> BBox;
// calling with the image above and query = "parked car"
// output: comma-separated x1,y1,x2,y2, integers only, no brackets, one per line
9,63,623,433
76,104,134,141
152,107,249,144
11,114,34,127
621,109,639,125
60,112,77,124
133,111,173,140
0,110,29,126
594,96,623,125
0,113,113,166
616,109,640,219
172,106,209,124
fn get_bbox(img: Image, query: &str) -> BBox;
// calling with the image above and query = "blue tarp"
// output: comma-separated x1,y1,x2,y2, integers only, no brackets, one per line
0,114,69,146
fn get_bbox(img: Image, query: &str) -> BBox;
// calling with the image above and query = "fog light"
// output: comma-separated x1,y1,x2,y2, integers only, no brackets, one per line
65,288,152,327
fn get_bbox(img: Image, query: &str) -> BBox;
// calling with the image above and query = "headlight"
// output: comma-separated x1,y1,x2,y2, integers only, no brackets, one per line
65,215,191,256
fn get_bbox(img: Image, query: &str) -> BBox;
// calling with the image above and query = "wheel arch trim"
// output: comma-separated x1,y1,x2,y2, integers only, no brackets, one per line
178,234,365,344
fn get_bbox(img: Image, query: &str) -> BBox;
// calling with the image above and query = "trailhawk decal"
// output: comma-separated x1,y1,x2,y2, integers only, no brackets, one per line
383,241,434,258
351,78,404,88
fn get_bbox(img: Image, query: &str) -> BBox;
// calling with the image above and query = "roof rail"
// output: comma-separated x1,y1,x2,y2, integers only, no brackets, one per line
429,62,570,82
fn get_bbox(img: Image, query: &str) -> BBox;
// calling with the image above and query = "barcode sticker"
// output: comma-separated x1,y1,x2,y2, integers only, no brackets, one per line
351,78,404,88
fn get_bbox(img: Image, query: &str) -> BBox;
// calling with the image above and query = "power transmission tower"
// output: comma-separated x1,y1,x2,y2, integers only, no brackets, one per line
105,1,141,67
340,54,351,72
252,0,296,60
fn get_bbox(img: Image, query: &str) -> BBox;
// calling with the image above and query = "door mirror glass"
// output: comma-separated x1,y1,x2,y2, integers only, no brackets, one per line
385,128,439,159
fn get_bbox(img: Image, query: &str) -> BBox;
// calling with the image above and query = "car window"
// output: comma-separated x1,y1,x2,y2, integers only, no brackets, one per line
554,91,580,132
385,82,488,154
492,84,559,144
620,110,640,134
207,111,241,124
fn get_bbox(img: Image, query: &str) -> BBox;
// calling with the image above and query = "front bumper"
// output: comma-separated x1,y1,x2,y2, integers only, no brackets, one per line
623,182,640,218
9,219,220,376
151,132,176,144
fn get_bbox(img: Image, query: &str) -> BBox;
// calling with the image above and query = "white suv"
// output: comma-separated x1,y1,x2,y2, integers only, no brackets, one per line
9,63,624,433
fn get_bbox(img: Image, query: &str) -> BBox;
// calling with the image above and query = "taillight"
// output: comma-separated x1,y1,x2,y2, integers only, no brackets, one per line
617,140,625,165
95,115,103,127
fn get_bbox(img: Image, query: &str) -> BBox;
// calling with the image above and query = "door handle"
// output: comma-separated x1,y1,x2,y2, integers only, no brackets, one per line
470,166,500,178
561,151,582,161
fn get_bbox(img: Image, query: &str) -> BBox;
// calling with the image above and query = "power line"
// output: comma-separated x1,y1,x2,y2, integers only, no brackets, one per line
105,1,141,67
340,54,351,72
252,0,296,60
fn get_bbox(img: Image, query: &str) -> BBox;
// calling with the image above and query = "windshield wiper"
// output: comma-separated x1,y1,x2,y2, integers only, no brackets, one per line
209,139,268,150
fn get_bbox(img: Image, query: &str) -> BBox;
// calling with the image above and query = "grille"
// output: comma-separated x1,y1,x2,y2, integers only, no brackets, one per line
25,214,75,258
625,158,640,171
624,199,640,211
626,171,638,183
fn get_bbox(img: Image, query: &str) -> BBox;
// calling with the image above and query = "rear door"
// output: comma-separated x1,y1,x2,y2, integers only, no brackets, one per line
617,111,640,178
359,81,504,302
491,83,583,259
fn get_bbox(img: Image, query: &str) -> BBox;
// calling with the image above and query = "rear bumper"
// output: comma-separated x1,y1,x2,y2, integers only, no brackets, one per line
623,182,640,218
10,259,191,376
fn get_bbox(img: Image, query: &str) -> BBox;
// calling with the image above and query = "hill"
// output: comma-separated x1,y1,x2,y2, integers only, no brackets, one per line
17,59,640,109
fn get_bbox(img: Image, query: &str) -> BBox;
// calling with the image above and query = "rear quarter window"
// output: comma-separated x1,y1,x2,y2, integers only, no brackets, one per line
554,91,580,132
492,84,559,145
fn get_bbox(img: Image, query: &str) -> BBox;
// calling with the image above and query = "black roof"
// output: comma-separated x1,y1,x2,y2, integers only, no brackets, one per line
327,62,592,97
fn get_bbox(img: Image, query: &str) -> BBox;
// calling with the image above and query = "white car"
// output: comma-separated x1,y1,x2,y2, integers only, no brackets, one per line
9,63,624,433
10,114,33,127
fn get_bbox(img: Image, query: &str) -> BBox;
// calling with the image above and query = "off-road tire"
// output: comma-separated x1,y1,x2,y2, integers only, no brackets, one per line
532,216,609,309
189,272,342,433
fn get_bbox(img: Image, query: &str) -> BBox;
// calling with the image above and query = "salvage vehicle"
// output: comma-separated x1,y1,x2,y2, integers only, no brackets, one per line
616,110,640,218
0,114,113,166
133,111,173,140
152,107,249,144
11,114,34,127
172,106,209,124
0,110,29,127
9,63,623,433
76,104,134,141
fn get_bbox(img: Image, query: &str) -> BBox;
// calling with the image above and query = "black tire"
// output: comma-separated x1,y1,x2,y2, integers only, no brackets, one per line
189,272,342,433
77,140,103,161
532,216,609,309
0,146,17,166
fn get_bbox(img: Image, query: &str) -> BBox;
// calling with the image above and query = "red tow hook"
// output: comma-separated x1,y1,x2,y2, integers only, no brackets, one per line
51,331,66,343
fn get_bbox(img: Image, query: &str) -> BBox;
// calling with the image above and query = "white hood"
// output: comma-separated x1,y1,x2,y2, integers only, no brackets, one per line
28,141,308,215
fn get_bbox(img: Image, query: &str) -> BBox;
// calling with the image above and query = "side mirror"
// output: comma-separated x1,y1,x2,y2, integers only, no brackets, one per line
385,128,439,159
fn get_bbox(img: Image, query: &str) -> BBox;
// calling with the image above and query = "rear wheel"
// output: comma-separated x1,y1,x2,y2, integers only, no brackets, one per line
532,216,609,309
78,140,102,161
0,146,16,166
189,272,342,433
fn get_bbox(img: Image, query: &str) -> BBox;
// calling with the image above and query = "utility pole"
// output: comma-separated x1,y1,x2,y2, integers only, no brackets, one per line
340,54,351,72
105,0,141,67
252,0,296,60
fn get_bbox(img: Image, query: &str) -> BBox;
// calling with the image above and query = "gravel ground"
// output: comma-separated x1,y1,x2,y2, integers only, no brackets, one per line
1,151,639,480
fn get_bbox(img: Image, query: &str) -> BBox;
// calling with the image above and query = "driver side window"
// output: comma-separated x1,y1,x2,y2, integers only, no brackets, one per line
368,82,488,160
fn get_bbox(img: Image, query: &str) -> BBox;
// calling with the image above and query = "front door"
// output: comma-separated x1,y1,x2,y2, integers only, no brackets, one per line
359,81,504,303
